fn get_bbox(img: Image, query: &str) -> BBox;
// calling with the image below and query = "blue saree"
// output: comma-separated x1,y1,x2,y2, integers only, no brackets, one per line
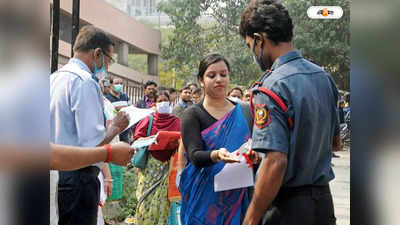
179,104,251,225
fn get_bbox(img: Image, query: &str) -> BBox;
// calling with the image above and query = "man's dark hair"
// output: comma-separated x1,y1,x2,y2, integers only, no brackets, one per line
144,80,158,89
193,88,202,95
239,0,293,44
168,87,177,94
180,86,191,92
228,87,244,96
197,53,230,80
73,25,115,53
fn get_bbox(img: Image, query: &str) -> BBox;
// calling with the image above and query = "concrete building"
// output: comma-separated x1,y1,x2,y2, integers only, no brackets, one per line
105,0,213,27
50,0,161,103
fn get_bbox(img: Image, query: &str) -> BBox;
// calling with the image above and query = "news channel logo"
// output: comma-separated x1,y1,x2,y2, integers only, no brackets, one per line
307,6,343,19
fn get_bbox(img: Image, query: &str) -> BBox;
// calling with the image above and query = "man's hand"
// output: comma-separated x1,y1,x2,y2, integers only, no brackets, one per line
248,149,261,164
110,111,130,132
109,142,134,166
243,151,287,225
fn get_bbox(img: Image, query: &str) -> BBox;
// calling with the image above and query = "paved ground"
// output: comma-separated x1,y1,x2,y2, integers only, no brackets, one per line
331,148,350,225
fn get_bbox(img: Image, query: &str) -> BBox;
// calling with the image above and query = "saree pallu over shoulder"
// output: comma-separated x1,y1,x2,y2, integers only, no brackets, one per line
179,104,252,225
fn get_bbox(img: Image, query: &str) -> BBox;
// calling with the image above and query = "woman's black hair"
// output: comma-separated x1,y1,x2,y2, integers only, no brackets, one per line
157,91,170,101
197,53,230,80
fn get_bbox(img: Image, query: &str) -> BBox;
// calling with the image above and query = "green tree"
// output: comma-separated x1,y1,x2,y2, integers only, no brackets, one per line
158,0,350,90
287,0,350,90
158,0,261,87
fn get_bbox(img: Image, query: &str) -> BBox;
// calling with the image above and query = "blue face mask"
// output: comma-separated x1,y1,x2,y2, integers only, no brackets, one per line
113,84,123,93
252,37,268,72
93,53,108,81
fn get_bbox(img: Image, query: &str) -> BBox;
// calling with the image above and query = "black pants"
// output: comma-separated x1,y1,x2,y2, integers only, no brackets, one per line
260,185,336,225
58,166,100,225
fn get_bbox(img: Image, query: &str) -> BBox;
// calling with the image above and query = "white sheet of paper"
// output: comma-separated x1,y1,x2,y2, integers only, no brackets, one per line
120,106,154,132
214,150,254,192
131,136,158,149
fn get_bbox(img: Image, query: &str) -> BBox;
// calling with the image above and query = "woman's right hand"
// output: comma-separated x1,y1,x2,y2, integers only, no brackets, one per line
211,148,240,163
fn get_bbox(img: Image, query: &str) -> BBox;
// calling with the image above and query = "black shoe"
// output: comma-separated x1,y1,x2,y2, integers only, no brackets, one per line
332,153,340,158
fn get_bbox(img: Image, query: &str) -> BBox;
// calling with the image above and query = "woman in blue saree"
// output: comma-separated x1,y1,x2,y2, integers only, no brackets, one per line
180,53,257,225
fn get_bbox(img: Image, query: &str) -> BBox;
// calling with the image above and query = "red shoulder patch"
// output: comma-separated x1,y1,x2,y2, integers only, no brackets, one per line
254,104,270,129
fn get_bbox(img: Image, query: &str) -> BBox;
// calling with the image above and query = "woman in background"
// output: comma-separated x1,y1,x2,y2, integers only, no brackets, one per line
133,91,180,225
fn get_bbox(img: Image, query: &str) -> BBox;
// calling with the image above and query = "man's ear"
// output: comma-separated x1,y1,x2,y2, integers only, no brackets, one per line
253,33,264,45
93,48,102,58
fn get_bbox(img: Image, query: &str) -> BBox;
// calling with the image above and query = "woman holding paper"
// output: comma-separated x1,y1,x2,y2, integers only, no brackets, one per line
133,91,180,225
179,53,258,225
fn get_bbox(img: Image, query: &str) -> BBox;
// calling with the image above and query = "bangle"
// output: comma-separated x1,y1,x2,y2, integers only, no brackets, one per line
104,178,113,182
104,144,112,163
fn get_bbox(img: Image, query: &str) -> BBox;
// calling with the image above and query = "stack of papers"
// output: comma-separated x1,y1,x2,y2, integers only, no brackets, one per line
120,106,154,132
214,140,254,192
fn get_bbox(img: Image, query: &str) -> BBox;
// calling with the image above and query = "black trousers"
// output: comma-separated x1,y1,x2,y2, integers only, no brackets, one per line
260,185,336,225
57,166,100,225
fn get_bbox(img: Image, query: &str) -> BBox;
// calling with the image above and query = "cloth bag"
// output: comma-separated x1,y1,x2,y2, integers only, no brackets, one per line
132,114,153,169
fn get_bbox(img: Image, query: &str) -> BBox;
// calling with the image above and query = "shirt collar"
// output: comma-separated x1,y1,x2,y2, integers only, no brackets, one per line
68,58,93,75
271,50,303,71
144,96,153,105
179,99,188,108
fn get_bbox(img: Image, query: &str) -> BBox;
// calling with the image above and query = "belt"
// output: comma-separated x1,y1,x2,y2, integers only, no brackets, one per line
277,185,331,198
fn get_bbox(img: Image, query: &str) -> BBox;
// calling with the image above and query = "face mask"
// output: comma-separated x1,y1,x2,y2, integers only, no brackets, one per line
156,101,172,114
252,37,268,72
113,84,123,93
93,53,108,81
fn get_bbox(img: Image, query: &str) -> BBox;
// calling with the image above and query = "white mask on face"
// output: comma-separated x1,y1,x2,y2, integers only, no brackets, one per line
156,101,172,114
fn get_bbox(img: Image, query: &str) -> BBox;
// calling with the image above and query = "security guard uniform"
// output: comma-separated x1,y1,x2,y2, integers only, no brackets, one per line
250,50,339,225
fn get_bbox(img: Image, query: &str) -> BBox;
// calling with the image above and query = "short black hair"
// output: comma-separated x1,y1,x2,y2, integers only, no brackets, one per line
239,0,293,44
73,25,115,53
168,87,177,94
180,86,191,92
144,80,158,89
228,87,244,96
193,88,202,95
197,53,230,80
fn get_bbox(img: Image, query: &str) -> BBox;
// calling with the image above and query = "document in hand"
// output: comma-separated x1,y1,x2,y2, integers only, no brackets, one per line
148,131,181,151
120,106,154,132
214,146,254,192
131,135,158,149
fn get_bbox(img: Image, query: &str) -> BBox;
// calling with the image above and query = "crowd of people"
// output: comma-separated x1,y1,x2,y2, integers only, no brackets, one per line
50,1,344,225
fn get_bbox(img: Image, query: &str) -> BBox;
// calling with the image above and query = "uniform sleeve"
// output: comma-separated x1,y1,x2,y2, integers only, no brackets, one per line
71,80,105,147
251,89,290,154
181,108,213,168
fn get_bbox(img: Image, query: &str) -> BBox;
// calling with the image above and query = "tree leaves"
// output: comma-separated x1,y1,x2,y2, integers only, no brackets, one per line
158,0,350,90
